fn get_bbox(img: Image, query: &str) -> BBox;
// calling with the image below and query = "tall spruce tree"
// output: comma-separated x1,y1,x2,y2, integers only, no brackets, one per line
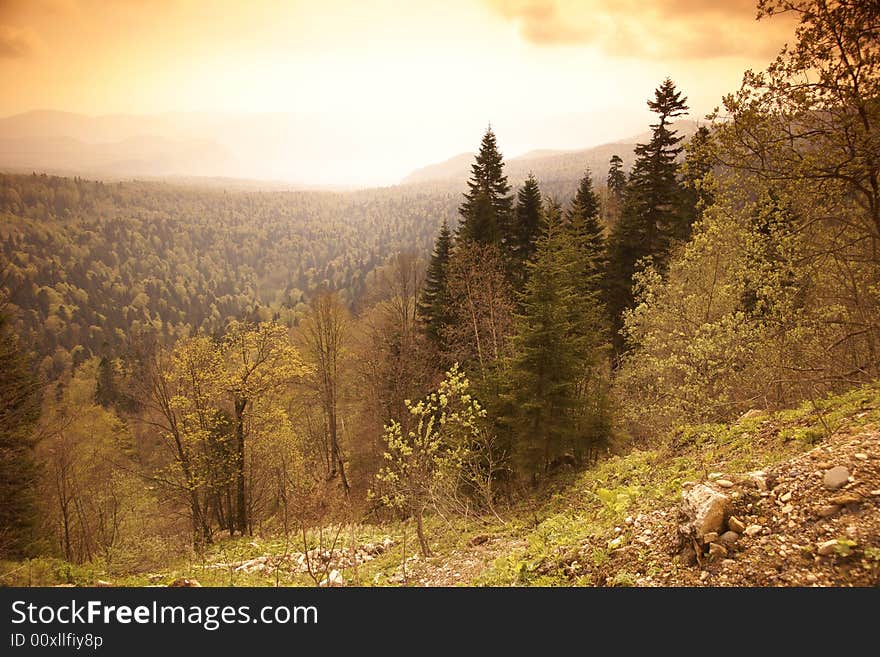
0,312,41,557
458,127,513,248
510,173,543,287
606,78,689,354
505,200,605,481
417,220,453,350
567,170,606,298
607,155,627,199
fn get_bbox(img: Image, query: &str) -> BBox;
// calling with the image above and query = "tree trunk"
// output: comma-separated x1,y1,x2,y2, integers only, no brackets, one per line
328,405,350,494
234,396,248,535
414,510,431,557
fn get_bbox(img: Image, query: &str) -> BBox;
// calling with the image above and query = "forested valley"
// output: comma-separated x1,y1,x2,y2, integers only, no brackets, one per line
1,0,879,586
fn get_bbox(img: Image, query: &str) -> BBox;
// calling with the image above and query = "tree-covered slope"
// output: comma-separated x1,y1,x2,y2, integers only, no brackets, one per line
0,174,457,375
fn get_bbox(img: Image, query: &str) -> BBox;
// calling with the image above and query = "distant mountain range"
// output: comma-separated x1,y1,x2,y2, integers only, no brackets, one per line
402,120,701,189
0,110,702,190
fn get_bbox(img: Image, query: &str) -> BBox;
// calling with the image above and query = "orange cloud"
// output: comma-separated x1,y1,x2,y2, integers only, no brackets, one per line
486,0,792,59
0,26,39,58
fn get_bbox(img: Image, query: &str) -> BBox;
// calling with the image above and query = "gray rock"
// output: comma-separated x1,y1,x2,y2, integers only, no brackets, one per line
744,524,763,537
728,516,746,533
680,484,730,543
715,479,735,488
823,466,850,490
719,531,739,545
702,531,719,544
817,539,838,556
319,569,345,587
748,471,769,491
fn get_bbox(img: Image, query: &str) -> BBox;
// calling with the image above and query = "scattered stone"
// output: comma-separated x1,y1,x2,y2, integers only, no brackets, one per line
169,578,201,587
319,569,345,587
700,571,709,582
680,484,730,543
624,516,634,525
829,493,862,505
739,409,763,421
728,516,747,533
748,471,769,491
854,453,868,461
721,559,736,568
608,536,624,549
781,504,794,514
708,472,724,481
94,580,113,587
805,573,818,584
744,524,763,537
719,531,739,545
702,532,719,544
468,534,489,547
871,490,880,497
817,540,838,556
708,542,728,558
817,504,841,518
779,491,792,502
715,479,735,488
823,466,850,490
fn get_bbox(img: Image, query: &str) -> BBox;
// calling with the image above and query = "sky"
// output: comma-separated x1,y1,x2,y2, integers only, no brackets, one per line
0,0,797,185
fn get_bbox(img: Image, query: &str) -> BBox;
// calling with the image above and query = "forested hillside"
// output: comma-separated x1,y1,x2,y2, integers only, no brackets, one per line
0,176,455,376
0,0,877,588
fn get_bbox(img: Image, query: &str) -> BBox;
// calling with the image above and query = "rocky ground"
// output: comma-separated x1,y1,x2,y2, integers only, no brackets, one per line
410,420,880,587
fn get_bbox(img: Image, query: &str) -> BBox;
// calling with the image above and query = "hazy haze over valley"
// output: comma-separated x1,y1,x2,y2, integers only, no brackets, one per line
0,1,791,187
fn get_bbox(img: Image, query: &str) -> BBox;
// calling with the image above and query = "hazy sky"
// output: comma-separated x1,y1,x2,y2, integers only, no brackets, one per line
0,0,796,184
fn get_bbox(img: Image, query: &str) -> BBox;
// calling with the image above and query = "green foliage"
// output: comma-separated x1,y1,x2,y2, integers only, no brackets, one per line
509,173,543,285
680,125,715,236
606,155,626,199
614,162,878,435
504,201,610,479
0,312,41,558
833,539,857,558
417,221,453,350
457,128,513,247
566,170,607,301
373,365,488,554
605,78,690,353
0,174,456,376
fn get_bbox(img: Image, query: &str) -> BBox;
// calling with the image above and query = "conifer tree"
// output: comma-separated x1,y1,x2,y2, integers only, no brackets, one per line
606,78,689,354
607,155,627,200
567,170,607,298
504,201,606,481
458,127,513,248
417,221,453,350
509,173,543,287
0,313,41,557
